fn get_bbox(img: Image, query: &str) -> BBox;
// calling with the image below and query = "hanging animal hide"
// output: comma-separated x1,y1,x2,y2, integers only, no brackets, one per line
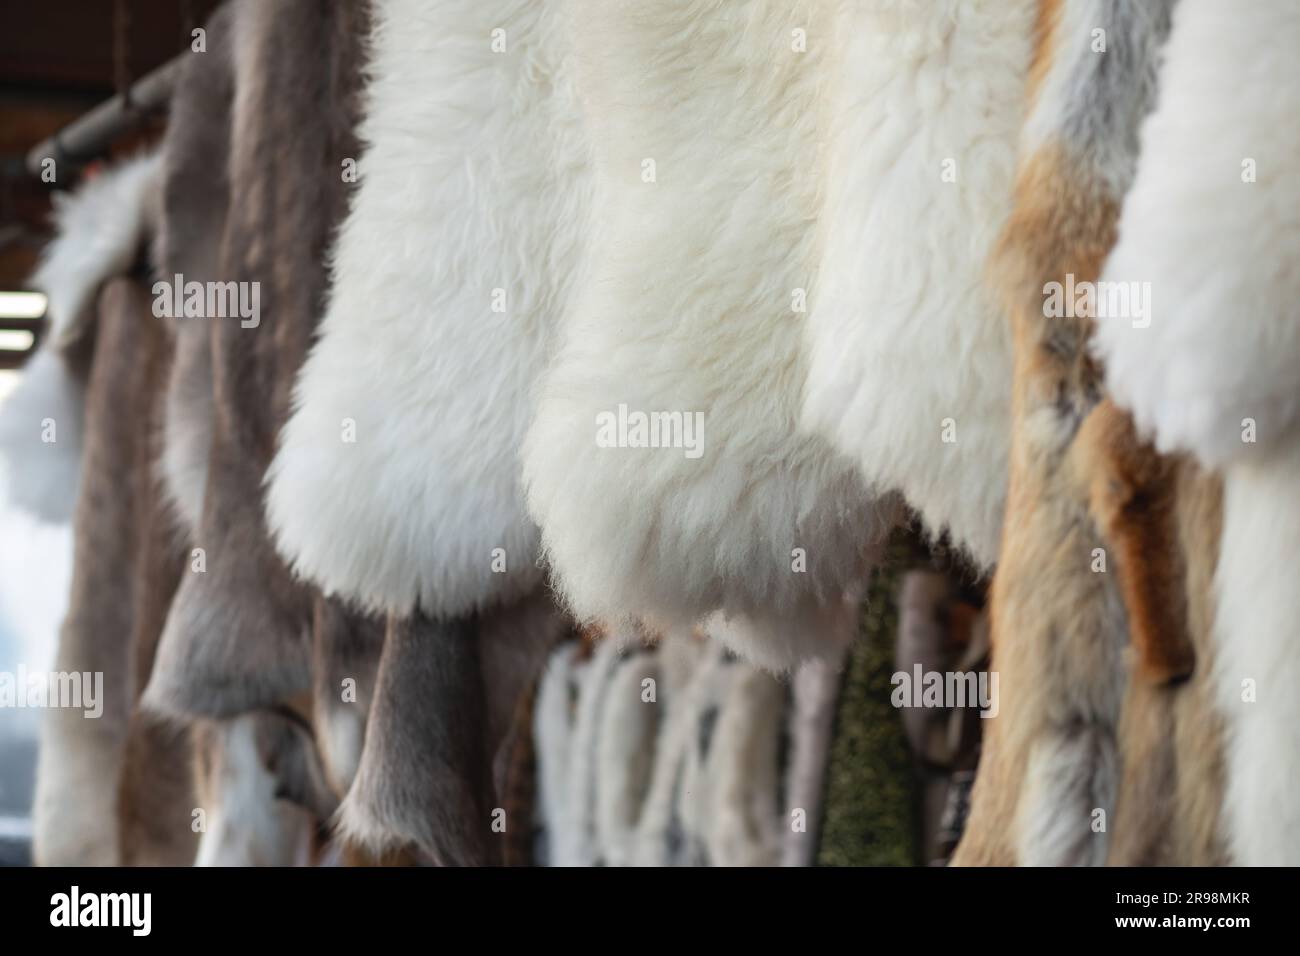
337,613,491,865
265,0,591,619
144,0,369,720
1090,0,1300,865
190,708,336,867
799,0,1032,570
0,152,159,523
1099,449,1227,865
524,0,890,673
33,273,173,865
951,0,1178,866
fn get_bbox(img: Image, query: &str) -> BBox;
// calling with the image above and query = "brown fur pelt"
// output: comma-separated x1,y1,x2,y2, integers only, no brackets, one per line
338,593,568,865
33,278,181,865
952,0,1177,866
145,0,370,719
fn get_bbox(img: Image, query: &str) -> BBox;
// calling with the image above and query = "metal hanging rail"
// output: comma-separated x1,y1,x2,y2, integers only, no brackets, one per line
24,55,182,179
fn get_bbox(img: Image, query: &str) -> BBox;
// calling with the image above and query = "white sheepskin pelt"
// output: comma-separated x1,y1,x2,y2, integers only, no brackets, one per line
0,152,160,524
799,0,1032,569
32,153,162,349
265,0,591,618
1214,441,1300,865
523,0,893,672
1089,0,1300,865
1094,0,1300,468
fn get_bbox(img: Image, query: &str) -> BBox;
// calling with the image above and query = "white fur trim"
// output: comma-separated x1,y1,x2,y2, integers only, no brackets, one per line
0,152,161,524
31,152,161,346
1213,441,1300,865
1095,0,1300,467
265,0,591,616
799,0,1031,569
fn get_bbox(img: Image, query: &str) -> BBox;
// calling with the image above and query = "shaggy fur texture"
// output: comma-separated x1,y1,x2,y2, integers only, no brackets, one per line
1091,0,1299,865
1214,443,1300,865
0,153,160,524
33,278,173,866
266,0,590,619
145,0,367,719
1076,402,1194,683
800,0,1032,569
524,0,891,672
1106,460,1226,865
1093,0,1300,468
952,0,1175,867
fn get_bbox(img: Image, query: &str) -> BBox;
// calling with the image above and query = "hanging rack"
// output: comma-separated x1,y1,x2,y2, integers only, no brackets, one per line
24,56,182,179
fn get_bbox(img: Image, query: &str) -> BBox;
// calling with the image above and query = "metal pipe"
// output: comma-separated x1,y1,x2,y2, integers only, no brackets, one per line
25,56,182,178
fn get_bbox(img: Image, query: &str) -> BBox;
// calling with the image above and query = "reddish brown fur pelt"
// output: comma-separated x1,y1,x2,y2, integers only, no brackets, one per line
1074,400,1194,684
1105,461,1227,865
952,0,1176,865
951,148,1126,867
